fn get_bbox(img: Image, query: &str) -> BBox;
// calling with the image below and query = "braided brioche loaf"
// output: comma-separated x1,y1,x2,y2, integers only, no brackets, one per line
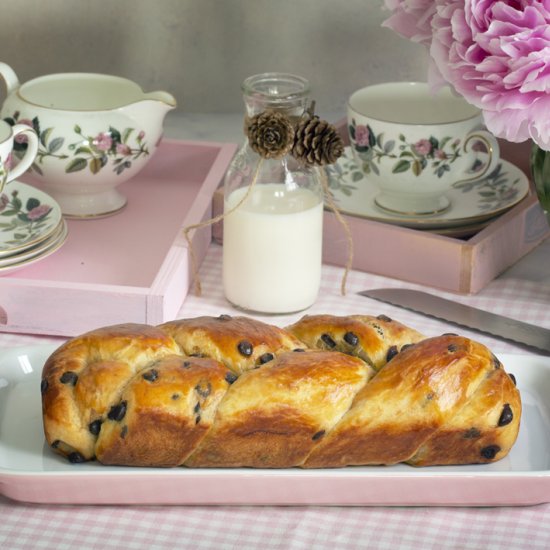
41,313,521,468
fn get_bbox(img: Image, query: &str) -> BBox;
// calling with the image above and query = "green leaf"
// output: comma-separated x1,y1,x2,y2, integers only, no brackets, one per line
412,160,422,176
26,198,40,210
109,127,122,144
122,128,134,143
392,159,411,174
384,140,395,153
0,210,18,216
75,146,93,155
13,233,27,239
40,127,53,148
74,124,82,134
12,197,22,210
48,137,65,153
89,157,103,174
65,157,88,173
376,132,384,149
351,171,364,182
399,133,406,142
17,213,30,222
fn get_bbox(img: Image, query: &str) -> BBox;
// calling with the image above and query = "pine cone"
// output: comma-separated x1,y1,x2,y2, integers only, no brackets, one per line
292,116,344,166
246,110,295,159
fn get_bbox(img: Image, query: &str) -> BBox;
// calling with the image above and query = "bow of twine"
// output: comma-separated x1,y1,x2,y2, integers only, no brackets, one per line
183,102,353,297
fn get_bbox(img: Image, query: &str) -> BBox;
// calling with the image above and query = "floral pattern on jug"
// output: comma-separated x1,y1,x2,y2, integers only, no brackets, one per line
4,111,149,177
0,188,53,247
349,119,463,179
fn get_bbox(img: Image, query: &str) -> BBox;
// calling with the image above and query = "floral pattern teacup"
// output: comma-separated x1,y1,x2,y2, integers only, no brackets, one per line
348,82,501,215
0,119,38,194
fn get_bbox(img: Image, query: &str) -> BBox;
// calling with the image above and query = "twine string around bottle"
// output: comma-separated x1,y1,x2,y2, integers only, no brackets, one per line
183,107,354,297
183,157,264,296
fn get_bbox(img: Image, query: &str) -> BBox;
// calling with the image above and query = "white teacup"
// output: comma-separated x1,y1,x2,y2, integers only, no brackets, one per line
348,82,500,215
0,120,38,194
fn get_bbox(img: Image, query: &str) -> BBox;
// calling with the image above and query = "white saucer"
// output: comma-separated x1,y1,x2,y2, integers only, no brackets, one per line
326,147,529,230
0,180,63,253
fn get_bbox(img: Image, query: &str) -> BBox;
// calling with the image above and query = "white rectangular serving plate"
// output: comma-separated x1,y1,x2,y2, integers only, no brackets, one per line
1,345,549,507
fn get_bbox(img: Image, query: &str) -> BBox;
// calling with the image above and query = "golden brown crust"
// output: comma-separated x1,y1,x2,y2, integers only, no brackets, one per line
286,314,425,370
185,350,374,467
303,335,521,467
159,315,304,375
41,316,521,469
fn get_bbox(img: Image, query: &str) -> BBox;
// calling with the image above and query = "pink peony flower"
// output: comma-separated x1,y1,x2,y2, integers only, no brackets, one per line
27,204,52,221
354,125,372,147
414,138,433,155
93,133,113,151
382,0,437,46
429,0,550,148
435,149,448,160
116,143,132,155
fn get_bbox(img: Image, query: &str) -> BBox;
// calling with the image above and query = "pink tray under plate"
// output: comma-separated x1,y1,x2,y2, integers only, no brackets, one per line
0,344,548,507
0,138,237,337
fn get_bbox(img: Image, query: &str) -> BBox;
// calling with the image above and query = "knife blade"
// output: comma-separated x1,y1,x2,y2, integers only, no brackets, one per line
359,288,550,354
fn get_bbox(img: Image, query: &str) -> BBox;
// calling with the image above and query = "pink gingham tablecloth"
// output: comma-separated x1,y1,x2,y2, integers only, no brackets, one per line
2,242,550,550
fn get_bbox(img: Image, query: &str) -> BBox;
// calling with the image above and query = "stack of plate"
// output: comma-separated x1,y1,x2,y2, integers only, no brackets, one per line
327,147,530,239
0,181,67,276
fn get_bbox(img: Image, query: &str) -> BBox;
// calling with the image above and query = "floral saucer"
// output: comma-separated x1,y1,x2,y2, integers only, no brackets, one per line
326,147,529,230
0,180,62,253
0,220,67,275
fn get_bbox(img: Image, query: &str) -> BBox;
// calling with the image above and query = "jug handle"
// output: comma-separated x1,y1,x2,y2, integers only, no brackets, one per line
0,63,20,95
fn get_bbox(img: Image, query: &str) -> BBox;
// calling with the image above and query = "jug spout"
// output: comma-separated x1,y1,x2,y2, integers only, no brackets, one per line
143,90,177,112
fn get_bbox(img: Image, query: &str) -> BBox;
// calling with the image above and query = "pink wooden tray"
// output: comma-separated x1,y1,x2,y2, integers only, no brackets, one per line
0,138,237,337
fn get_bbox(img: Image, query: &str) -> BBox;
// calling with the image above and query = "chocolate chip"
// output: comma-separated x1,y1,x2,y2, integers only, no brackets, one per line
40,379,49,394
171,393,181,400
60,371,78,386
237,340,253,356
259,352,274,365
89,419,102,436
481,445,501,459
386,345,398,362
108,401,127,422
498,404,513,426
225,372,238,384
464,427,481,439
492,354,502,369
509,373,517,386
343,332,359,346
51,440,60,449
68,452,85,463
401,343,414,352
194,402,201,414
321,333,336,348
142,369,158,382
376,314,392,322
195,415,201,424
312,430,325,441
195,381,212,398
218,314,232,321
120,425,128,439
293,348,305,352
182,361,191,369
447,344,458,352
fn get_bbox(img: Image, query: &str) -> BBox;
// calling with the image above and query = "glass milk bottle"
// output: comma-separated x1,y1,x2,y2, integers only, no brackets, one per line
222,73,323,314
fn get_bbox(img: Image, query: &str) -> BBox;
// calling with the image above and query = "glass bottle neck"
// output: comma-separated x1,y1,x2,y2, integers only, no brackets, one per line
242,72,311,117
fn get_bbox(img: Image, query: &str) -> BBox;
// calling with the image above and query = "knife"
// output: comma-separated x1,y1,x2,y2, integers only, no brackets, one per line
359,288,550,354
